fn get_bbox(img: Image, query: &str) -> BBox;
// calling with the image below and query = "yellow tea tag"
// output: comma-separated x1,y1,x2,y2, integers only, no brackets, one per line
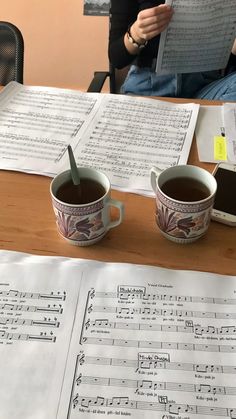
214,136,227,161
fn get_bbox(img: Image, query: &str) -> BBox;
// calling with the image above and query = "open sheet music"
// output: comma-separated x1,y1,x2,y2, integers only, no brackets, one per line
0,82,199,196
156,0,236,75
1,250,236,419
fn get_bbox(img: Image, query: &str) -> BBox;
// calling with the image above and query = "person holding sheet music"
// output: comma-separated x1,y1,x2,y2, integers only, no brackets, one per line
108,0,236,100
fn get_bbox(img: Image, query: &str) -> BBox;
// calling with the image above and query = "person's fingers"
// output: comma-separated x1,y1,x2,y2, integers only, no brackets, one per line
140,4,173,19
136,5,173,39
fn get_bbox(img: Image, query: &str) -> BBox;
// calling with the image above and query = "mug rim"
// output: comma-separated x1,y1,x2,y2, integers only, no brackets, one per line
156,165,217,204
50,167,110,208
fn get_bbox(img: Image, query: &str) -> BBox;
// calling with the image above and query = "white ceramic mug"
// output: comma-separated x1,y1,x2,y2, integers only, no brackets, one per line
50,167,124,246
150,165,217,244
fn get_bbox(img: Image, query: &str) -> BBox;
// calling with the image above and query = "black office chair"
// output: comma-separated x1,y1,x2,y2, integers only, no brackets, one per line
0,21,24,85
87,10,129,94
87,62,130,94
87,63,115,93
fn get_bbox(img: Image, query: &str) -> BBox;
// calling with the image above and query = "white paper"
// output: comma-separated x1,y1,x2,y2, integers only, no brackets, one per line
156,0,236,75
195,105,236,164
0,82,199,196
223,103,236,163
195,106,224,162
0,250,83,419
1,250,236,419
58,256,236,419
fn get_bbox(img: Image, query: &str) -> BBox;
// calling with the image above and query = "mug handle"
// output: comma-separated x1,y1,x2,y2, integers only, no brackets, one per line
107,199,124,229
150,166,162,193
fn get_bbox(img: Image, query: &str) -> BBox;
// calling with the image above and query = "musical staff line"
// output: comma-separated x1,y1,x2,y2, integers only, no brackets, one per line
0,316,60,328
88,305,236,320
78,353,236,375
0,330,56,342
71,394,236,418
0,303,63,314
0,289,66,300
75,373,236,396
93,290,236,305
82,336,236,353
85,318,236,336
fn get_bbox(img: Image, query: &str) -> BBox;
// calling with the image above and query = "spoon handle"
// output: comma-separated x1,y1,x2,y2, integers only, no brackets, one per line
68,145,80,185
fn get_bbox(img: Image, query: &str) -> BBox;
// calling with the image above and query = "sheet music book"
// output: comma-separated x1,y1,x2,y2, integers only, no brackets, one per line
156,0,236,75
1,250,236,419
0,82,199,196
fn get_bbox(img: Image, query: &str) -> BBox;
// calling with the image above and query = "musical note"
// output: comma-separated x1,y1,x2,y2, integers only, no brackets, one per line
73,374,236,395
94,290,236,305
70,394,235,417
91,305,236,319
0,330,56,343
0,303,63,314
86,318,236,336
0,316,60,328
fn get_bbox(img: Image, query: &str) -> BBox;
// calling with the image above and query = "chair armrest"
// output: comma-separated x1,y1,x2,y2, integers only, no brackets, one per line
87,71,110,92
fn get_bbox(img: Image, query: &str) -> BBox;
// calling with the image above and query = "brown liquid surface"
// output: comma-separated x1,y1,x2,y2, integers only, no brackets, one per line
56,178,106,204
161,177,210,202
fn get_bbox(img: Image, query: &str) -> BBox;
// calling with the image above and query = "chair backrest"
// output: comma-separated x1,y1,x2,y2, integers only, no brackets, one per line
88,12,129,94
109,62,130,94
0,21,24,85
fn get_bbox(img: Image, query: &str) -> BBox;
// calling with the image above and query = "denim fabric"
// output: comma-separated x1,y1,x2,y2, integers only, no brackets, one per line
120,65,236,100
194,71,236,101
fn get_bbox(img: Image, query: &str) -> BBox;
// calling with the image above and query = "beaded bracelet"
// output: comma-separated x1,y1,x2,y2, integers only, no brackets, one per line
126,26,148,50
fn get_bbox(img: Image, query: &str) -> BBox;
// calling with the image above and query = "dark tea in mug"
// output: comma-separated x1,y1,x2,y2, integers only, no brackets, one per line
56,177,106,205
161,177,210,202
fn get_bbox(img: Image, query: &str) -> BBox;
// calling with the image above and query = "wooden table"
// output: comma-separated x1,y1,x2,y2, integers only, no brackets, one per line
0,99,235,276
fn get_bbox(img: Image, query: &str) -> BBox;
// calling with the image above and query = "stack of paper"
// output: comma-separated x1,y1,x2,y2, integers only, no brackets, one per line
1,250,236,419
0,82,199,196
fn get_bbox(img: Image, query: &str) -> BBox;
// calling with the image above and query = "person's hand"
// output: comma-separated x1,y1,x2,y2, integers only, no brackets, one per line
131,4,173,44
232,38,236,55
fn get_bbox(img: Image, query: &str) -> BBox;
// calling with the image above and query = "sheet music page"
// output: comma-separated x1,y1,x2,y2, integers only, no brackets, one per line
156,0,236,75
58,261,236,419
0,250,84,419
0,82,199,196
0,82,102,176
72,94,199,194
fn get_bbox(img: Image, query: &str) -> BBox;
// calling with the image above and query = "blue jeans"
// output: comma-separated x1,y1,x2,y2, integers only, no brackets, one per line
120,65,236,101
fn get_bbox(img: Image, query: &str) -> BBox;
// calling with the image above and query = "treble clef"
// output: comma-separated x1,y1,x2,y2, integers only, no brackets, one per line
90,289,95,299
76,373,82,386
72,393,79,409
78,353,85,365
87,304,93,314
85,319,90,330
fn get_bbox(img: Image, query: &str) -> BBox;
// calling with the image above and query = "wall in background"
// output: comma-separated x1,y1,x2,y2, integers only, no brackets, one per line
1,0,109,90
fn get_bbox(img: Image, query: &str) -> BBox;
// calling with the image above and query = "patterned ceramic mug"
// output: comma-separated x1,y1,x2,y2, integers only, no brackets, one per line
50,167,124,246
150,165,217,244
